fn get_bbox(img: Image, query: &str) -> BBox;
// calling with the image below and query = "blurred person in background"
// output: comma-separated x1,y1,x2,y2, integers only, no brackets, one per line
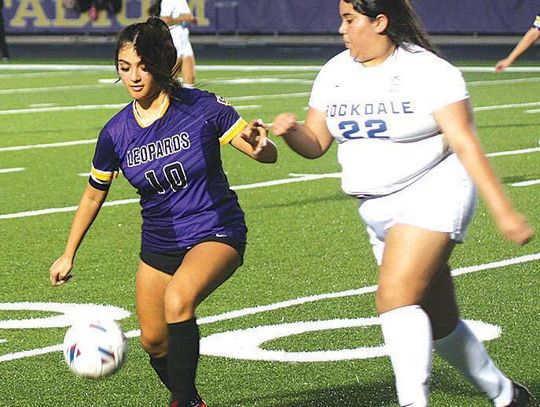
150,0,198,88
495,10,540,147
495,12,540,72
272,0,535,406
0,0,10,61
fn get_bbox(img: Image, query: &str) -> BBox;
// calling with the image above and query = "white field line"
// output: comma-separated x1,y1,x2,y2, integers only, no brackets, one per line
0,64,115,71
0,139,97,152
1,140,538,220
207,72,317,82
511,179,540,187
2,64,540,73
3,78,311,96
198,252,540,325
0,91,306,115
0,84,113,95
467,77,540,86
29,103,57,108
486,147,540,157
2,137,537,157
0,167,24,173
1,76,538,97
0,344,64,363
0,252,538,363
0,64,323,72
0,102,262,115
203,78,313,85
230,93,310,102
233,104,261,110
0,71,98,79
0,173,341,220
459,67,540,73
0,103,125,115
0,95,533,116
474,101,540,112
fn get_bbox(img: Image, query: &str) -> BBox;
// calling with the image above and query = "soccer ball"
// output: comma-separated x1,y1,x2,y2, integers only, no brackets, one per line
63,319,128,379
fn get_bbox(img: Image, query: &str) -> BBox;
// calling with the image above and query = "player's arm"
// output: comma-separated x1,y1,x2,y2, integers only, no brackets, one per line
50,185,108,286
495,27,540,72
159,0,197,25
272,107,334,159
433,99,534,244
230,119,277,163
160,13,197,26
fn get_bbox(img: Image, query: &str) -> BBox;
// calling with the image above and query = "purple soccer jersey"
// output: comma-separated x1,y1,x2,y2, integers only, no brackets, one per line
89,88,248,252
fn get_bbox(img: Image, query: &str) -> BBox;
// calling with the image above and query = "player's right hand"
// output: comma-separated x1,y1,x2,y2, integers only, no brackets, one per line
495,58,512,73
50,256,73,286
272,113,298,137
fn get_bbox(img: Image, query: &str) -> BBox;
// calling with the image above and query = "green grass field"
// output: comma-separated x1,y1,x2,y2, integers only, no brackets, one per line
0,57,539,407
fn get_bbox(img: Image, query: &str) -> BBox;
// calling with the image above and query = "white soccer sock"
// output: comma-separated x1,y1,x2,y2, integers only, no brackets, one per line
434,319,513,406
380,305,432,407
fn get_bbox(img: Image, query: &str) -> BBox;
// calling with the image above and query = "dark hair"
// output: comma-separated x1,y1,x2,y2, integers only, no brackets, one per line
344,0,438,55
148,0,161,17
115,17,178,91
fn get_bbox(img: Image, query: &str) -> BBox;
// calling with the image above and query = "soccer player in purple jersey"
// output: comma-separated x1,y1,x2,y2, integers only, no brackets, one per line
49,17,277,407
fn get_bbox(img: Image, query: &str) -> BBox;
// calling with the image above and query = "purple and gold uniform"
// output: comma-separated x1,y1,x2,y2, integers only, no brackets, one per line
89,88,248,253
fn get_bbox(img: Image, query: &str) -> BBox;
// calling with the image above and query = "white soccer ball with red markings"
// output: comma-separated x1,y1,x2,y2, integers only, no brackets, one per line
63,319,128,379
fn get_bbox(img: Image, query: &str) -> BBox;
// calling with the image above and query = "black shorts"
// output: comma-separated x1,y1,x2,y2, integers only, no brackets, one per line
140,235,246,276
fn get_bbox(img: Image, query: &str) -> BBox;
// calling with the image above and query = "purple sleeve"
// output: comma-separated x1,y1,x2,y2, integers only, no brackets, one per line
207,94,248,145
89,127,120,191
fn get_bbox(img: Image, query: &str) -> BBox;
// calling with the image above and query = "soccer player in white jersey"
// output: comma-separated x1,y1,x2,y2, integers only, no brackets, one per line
158,0,198,88
272,1,535,406
495,12,540,73
50,17,277,407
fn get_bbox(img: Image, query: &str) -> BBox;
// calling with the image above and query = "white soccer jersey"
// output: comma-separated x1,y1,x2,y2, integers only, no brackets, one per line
160,0,193,57
309,45,468,196
160,0,191,26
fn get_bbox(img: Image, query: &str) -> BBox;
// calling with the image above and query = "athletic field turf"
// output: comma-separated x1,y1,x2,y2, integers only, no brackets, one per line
0,59,539,406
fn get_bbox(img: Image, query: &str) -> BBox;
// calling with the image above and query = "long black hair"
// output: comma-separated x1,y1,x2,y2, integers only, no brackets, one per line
344,0,438,55
115,17,178,91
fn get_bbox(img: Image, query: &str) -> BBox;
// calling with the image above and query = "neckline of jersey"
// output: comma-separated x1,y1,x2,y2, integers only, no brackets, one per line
132,94,171,128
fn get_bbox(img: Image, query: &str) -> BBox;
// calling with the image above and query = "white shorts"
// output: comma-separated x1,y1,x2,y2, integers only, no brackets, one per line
358,154,476,265
170,25,194,58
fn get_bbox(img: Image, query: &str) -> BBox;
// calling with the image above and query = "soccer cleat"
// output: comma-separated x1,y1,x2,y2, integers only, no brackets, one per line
188,394,207,407
169,394,207,407
503,382,536,407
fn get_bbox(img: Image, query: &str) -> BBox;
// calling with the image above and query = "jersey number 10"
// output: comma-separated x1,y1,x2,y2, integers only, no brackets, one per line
144,161,188,194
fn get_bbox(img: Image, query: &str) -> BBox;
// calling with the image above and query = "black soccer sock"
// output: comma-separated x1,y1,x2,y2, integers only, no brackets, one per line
149,355,171,391
167,318,200,405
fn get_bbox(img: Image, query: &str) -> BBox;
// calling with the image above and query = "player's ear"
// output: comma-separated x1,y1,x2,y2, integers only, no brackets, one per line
373,14,389,34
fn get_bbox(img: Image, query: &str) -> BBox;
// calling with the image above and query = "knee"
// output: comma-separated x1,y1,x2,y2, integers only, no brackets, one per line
376,285,420,314
139,332,167,358
163,286,197,322
376,287,396,314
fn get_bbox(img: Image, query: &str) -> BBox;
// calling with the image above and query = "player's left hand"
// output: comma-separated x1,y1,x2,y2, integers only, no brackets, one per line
496,211,534,245
240,119,269,155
